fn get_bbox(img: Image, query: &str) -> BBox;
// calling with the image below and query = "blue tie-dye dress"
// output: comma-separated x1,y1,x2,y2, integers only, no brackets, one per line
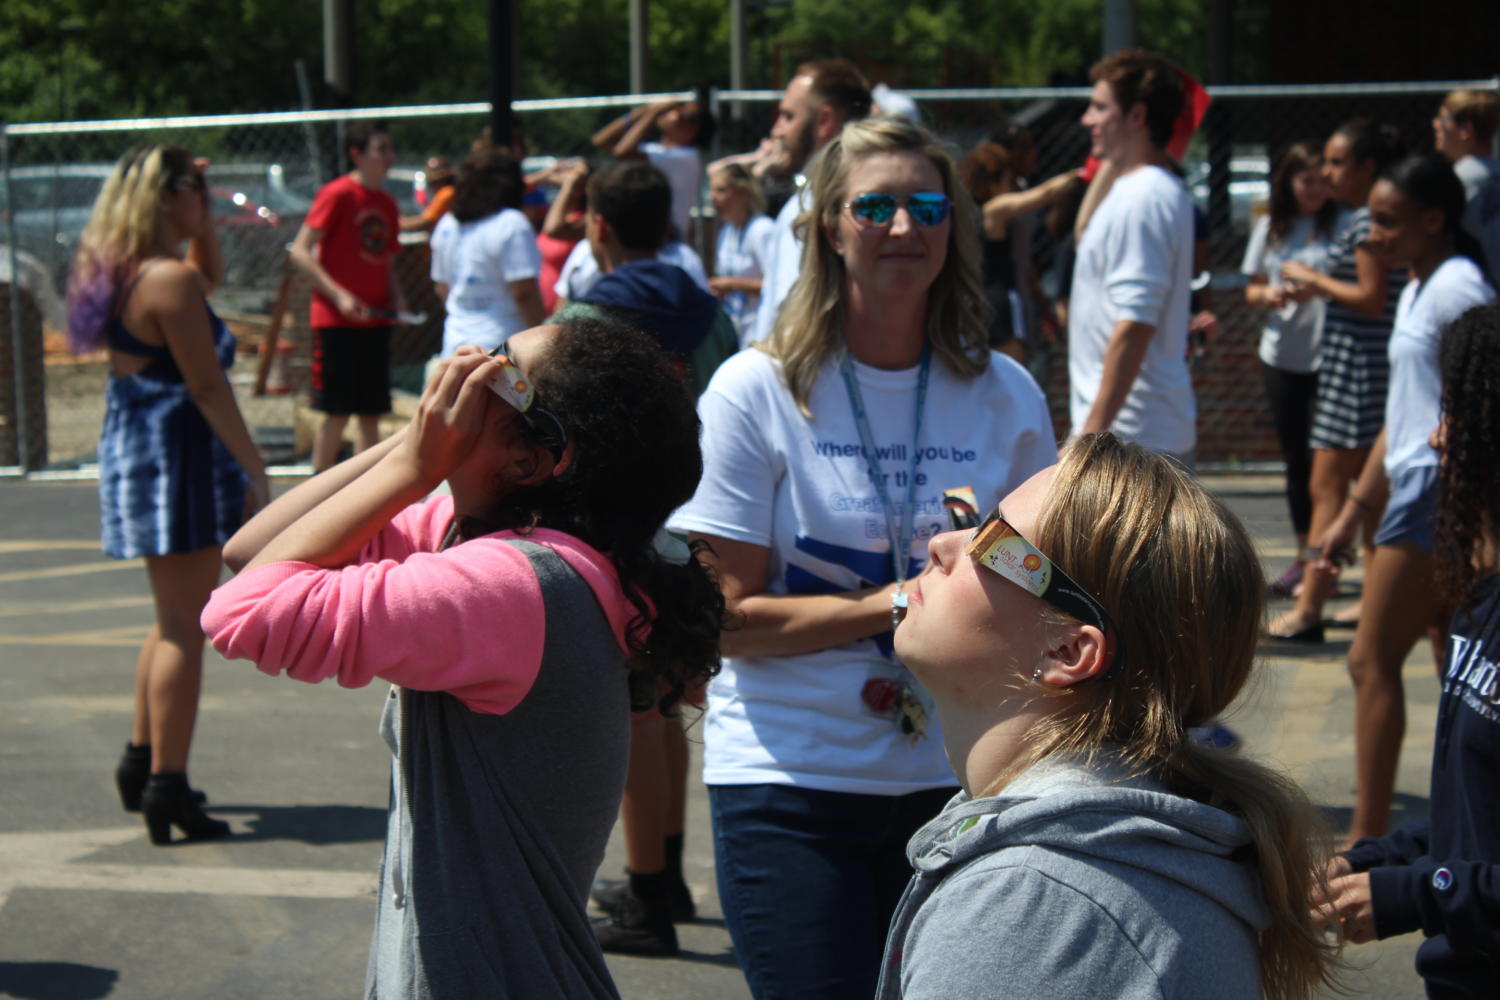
98,301,249,559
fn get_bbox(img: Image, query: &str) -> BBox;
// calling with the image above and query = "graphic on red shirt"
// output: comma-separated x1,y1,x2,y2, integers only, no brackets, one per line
356,207,392,264
306,174,399,329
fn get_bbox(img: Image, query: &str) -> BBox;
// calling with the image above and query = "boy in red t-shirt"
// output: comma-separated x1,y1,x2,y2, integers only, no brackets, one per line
290,120,407,470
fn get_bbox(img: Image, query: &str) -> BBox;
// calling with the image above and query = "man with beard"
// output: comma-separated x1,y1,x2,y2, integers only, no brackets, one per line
745,59,872,345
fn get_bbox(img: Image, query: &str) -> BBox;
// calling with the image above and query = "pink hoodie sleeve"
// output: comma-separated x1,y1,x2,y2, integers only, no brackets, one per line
202,500,547,715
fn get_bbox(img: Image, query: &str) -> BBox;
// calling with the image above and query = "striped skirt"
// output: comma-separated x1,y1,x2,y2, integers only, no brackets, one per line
1310,322,1389,452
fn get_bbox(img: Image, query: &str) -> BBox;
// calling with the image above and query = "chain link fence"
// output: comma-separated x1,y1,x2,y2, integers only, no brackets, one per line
5,80,1495,472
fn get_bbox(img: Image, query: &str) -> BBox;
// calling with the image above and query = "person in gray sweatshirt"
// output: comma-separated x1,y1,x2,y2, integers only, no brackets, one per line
877,432,1346,1000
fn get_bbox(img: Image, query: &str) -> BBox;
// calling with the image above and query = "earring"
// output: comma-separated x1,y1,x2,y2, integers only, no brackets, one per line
1030,665,1046,687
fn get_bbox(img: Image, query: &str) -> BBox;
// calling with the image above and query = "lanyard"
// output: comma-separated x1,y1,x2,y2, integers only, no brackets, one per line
838,346,931,609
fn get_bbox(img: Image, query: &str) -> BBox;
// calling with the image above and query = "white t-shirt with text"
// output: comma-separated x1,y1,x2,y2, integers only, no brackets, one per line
1068,165,1195,454
668,348,1056,794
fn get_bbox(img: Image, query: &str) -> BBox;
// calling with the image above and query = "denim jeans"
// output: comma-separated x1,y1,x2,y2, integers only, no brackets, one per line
708,782,958,1000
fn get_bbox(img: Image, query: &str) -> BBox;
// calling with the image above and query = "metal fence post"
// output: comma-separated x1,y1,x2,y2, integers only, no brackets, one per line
3,123,40,473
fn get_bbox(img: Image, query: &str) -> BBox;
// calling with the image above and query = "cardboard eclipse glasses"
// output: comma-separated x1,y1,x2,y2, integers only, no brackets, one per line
486,346,569,464
966,507,1124,681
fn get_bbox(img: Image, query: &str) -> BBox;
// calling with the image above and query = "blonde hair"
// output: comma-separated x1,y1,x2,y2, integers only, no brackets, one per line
1015,433,1343,1000
67,145,195,352
710,161,766,218
761,117,989,415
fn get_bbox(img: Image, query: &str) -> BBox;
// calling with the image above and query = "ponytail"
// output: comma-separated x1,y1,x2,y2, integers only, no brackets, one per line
1161,741,1342,1000
1010,435,1345,1000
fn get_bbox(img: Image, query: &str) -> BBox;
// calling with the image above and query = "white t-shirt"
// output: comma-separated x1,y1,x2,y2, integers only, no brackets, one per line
552,239,709,304
714,215,776,347
1384,255,1495,479
428,208,541,356
642,141,702,239
667,348,1057,794
746,182,809,345
1240,212,1346,373
1068,165,1196,454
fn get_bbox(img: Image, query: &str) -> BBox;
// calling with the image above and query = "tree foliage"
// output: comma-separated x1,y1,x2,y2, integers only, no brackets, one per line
1,0,1229,128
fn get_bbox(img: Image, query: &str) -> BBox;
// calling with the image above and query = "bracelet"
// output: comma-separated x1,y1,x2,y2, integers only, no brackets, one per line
1347,494,1373,513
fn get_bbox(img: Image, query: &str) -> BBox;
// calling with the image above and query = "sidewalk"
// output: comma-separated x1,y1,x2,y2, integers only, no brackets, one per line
0,473,1430,999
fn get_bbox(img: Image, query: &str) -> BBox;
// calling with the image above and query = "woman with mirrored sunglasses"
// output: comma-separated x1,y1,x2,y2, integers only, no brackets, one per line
878,432,1344,1000
670,116,1056,998
201,315,726,998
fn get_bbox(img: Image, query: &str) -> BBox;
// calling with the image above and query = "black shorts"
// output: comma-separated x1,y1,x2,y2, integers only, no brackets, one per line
310,326,392,416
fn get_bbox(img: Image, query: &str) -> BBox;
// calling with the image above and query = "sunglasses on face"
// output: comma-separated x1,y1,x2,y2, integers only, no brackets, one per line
966,506,1123,681
845,191,952,228
170,173,206,194
487,345,569,465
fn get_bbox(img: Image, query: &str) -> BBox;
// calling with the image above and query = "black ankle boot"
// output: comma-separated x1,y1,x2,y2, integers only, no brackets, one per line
140,772,230,845
592,870,679,956
115,744,207,812
592,871,695,923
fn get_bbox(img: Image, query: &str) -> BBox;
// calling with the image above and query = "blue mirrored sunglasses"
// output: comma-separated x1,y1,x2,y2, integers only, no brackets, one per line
845,191,952,227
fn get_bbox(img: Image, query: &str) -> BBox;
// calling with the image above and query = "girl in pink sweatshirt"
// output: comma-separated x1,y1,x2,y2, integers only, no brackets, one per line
201,316,723,999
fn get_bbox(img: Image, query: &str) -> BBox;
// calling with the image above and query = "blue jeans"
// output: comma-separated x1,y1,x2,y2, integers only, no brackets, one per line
708,783,958,1000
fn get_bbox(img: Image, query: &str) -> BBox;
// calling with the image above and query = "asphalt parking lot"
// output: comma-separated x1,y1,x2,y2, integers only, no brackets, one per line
0,472,1433,999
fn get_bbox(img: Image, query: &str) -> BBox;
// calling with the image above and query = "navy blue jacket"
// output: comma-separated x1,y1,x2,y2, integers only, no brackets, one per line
1343,573,1500,998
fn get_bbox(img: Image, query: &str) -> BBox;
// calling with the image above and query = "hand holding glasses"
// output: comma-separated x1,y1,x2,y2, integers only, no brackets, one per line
486,345,570,466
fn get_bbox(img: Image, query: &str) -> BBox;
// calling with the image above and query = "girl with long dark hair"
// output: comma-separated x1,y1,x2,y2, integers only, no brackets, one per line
202,316,725,998
1312,302,1500,996
1243,140,1344,594
1270,118,1406,640
1309,153,1494,844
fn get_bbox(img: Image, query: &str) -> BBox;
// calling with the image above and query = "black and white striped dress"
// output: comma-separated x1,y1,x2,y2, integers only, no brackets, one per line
1310,207,1405,451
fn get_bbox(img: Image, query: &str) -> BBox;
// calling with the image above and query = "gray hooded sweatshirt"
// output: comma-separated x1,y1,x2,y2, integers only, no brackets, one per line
875,756,1271,999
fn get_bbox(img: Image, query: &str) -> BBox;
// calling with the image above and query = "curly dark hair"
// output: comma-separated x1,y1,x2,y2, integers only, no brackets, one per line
460,314,726,713
1435,303,1500,609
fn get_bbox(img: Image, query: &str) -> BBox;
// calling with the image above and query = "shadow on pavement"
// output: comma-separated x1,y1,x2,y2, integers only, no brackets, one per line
206,803,386,845
668,947,740,970
1258,637,1354,659
0,962,118,1000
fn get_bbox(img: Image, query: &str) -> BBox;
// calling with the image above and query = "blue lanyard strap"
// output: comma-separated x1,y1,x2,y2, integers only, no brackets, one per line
837,346,931,595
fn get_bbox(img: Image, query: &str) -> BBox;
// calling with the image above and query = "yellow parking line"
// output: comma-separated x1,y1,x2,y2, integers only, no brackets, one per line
0,625,148,647
0,540,102,553
0,560,137,585
0,596,152,619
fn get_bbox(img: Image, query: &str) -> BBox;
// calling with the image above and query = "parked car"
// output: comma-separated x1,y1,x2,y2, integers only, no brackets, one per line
1184,154,1270,236
208,162,314,220
0,163,282,292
